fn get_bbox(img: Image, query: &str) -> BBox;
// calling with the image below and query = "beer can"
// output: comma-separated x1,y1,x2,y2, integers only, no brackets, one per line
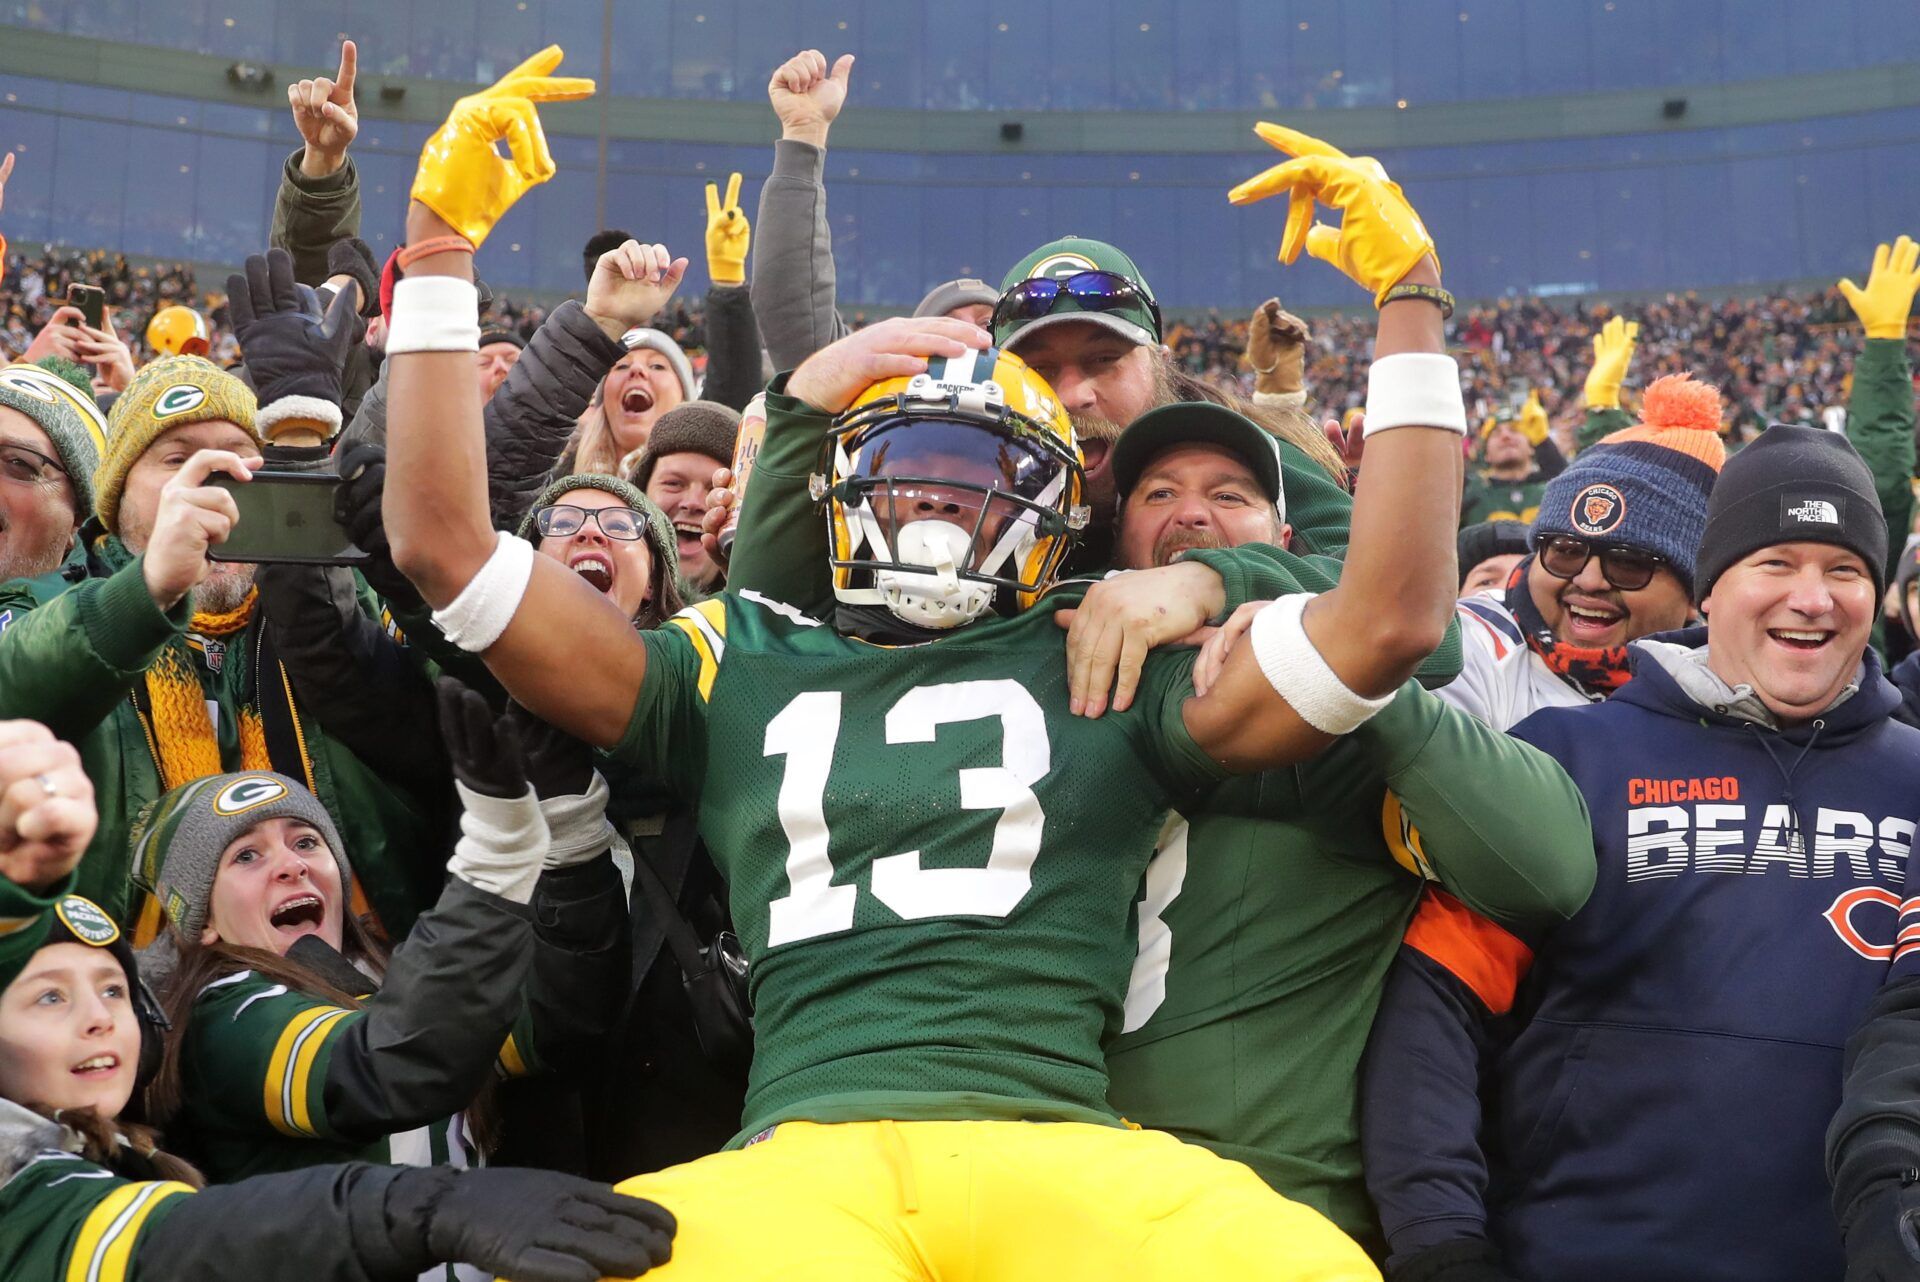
717,390,767,554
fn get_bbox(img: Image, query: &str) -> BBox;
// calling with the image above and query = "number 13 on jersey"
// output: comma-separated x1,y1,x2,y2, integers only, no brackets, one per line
761,680,1051,947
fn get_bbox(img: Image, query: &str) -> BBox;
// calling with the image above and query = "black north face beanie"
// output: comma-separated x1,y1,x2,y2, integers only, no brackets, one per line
1694,424,1887,601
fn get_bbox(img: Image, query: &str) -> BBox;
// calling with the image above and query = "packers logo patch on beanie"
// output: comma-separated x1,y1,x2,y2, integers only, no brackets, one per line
52,895,120,947
94,354,258,532
151,383,209,420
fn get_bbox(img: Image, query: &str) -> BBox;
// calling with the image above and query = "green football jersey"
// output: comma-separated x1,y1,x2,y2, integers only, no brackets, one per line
0,1148,190,1282
616,588,1229,1139
1104,681,1596,1250
178,971,473,1182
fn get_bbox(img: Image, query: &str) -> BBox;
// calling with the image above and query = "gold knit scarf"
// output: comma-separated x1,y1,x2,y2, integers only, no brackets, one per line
143,590,273,791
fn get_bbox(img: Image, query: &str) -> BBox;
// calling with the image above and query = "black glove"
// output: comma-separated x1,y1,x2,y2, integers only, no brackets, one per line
1387,1240,1524,1282
327,235,382,319
389,1165,675,1282
332,441,423,611
505,700,595,800
1844,1181,1920,1282
227,246,356,409
437,678,528,800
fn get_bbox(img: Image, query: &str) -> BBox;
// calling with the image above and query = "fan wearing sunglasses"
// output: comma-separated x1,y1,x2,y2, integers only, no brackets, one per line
1443,373,1726,731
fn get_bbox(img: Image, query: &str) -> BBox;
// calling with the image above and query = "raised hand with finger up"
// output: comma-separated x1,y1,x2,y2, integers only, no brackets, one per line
290,39,359,179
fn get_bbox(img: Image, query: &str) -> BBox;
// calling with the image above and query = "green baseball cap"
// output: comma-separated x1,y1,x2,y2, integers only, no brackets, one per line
994,236,1161,350
1111,402,1286,518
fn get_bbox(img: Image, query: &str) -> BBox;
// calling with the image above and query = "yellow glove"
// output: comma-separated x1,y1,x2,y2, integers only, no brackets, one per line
705,171,751,286
1228,123,1437,306
1839,235,1920,340
1584,315,1639,409
411,47,594,248
1516,389,1550,445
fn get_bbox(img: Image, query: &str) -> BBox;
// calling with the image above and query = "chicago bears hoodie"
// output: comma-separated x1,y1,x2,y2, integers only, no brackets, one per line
1361,629,1920,1282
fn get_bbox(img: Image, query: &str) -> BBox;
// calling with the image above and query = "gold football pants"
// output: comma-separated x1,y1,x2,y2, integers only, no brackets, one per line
613,1119,1377,1280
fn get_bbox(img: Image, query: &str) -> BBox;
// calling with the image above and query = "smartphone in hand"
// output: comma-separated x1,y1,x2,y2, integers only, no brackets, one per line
208,470,370,566
66,284,105,331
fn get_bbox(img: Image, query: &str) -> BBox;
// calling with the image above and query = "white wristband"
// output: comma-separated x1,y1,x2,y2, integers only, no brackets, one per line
450,781,548,905
539,772,618,870
386,276,481,354
1248,593,1394,735
1363,352,1467,436
431,530,535,653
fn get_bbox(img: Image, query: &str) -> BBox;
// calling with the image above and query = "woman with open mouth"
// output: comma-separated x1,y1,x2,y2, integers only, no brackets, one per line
138,683,633,1211
0,717,674,1282
561,328,698,478
520,472,687,629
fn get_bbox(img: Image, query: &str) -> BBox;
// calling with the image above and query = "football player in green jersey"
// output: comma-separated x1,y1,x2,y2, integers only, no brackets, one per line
382,67,1464,1281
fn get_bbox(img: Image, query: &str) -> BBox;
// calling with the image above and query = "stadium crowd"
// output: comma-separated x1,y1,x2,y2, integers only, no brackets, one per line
0,32,1918,1282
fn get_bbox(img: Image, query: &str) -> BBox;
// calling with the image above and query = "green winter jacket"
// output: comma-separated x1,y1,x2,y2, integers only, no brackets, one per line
1844,337,1917,590
0,533,440,934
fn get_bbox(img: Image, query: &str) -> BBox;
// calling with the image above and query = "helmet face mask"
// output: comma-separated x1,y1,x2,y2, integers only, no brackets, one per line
816,351,1088,630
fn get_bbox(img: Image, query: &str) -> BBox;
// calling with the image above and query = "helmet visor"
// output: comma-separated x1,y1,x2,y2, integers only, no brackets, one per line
839,415,1073,584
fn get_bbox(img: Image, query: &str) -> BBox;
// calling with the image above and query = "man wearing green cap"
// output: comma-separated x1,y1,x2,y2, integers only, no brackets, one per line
992,235,1354,572
1075,401,1592,1251
0,357,107,584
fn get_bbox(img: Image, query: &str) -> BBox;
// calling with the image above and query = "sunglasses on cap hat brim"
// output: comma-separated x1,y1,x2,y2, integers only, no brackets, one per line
992,270,1162,344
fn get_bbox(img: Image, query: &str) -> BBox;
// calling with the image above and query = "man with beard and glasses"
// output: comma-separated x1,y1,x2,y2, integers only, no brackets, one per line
1443,373,1725,732
1090,402,1593,1254
0,348,432,939
0,358,106,585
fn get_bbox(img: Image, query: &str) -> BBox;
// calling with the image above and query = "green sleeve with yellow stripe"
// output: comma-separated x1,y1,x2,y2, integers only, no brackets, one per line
1344,680,1595,931
1219,681,1595,932
183,973,365,1146
617,598,718,802
0,1151,191,1282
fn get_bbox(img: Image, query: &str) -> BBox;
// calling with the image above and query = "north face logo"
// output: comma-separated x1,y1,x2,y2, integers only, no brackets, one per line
1784,497,1841,526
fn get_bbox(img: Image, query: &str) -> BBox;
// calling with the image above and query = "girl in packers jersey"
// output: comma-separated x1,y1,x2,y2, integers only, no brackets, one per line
137,684,631,1199
0,782,673,1282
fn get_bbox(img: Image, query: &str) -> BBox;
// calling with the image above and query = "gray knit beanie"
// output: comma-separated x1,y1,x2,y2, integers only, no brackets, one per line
617,327,697,401
0,357,107,515
128,772,351,944
630,400,739,491
913,278,997,319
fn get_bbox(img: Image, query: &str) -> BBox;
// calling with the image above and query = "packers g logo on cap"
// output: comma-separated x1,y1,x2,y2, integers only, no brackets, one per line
214,775,289,816
1571,483,1626,536
1028,252,1099,281
54,896,121,947
152,384,208,420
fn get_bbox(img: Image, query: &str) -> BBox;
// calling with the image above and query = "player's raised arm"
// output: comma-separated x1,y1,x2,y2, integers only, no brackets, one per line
1183,125,1465,772
383,49,667,747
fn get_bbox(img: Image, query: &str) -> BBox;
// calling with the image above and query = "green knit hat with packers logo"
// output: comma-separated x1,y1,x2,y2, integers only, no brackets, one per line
994,237,1162,351
94,354,258,532
0,357,107,517
128,772,350,944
